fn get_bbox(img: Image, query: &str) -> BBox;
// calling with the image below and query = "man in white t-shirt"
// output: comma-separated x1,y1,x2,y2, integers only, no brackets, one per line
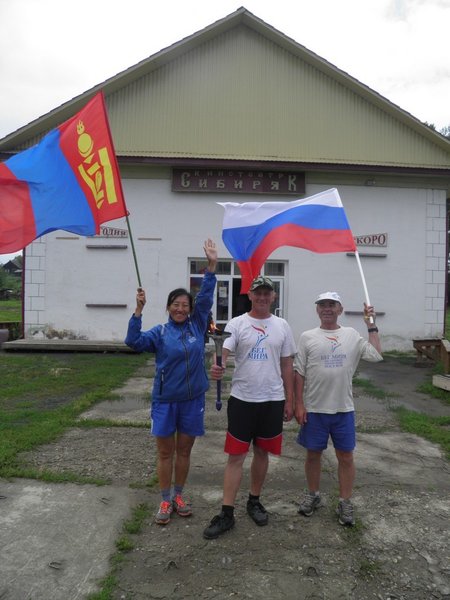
203,275,296,539
294,291,382,526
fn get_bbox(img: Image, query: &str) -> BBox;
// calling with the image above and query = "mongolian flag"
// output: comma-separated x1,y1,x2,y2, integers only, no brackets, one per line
219,188,357,293
0,92,128,254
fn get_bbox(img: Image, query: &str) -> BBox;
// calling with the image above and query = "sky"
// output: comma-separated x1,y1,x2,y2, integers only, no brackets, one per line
1,0,449,263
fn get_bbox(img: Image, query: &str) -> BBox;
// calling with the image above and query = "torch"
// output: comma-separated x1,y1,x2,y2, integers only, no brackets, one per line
208,325,231,411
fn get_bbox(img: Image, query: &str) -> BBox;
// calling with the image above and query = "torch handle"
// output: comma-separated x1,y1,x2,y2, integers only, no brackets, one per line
215,355,222,411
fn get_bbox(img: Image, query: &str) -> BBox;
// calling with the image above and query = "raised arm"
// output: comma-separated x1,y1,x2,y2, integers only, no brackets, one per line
364,302,382,355
204,238,217,273
134,287,146,318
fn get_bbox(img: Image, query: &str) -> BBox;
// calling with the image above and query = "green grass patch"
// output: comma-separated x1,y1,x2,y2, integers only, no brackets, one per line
358,558,382,579
415,361,450,405
115,535,134,553
352,377,391,399
87,573,119,600
382,350,417,365
123,502,151,534
77,418,148,429
88,503,151,600
0,299,21,321
417,381,450,405
393,406,450,459
0,352,148,478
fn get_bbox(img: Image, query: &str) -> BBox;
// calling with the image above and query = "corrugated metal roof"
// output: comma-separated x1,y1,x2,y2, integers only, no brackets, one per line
1,7,449,171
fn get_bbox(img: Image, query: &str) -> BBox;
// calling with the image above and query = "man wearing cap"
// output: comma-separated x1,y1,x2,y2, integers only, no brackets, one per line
203,275,296,539
294,292,382,526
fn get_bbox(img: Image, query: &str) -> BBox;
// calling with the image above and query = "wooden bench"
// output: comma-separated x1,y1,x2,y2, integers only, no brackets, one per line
412,338,443,364
440,339,450,375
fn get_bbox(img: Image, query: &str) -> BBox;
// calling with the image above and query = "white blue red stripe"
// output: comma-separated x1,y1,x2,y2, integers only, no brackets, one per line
219,188,356,293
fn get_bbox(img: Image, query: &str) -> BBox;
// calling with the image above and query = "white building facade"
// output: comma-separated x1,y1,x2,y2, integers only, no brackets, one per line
1,8,449,350
23,175,447,350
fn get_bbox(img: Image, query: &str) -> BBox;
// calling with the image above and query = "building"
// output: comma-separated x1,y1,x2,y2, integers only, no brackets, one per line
1,8,449,349
2,257,23,277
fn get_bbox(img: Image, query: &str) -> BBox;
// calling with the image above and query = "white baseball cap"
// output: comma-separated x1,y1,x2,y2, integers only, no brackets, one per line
315,291,342,304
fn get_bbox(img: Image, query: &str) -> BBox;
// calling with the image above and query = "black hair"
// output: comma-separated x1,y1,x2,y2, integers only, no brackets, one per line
166,288,193,311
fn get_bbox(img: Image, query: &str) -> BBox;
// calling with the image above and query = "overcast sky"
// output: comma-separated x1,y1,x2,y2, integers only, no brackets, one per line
1,0,449,262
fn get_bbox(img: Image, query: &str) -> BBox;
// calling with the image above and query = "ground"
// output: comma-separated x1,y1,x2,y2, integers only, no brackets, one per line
6,354,450,599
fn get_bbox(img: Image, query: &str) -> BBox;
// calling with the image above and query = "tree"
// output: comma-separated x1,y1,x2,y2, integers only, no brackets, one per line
0,265,22,298
424,122,450,140
440,125,450,140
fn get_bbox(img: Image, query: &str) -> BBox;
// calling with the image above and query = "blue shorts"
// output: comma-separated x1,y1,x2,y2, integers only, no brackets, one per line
297,412,355,452
150,395,205,437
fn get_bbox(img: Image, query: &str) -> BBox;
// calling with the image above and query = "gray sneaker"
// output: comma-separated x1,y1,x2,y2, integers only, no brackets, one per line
298,492,321,516
336,499,355,526
155,500,173,525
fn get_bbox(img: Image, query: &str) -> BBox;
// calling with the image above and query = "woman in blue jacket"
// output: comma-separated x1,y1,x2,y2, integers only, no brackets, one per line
125,239,217,525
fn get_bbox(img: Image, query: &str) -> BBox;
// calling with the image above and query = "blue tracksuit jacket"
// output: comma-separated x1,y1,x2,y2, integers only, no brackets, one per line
125,271,216,402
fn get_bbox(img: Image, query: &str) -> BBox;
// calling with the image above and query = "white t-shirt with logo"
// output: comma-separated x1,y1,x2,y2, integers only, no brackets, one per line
223,313,296,402
294,326,383,413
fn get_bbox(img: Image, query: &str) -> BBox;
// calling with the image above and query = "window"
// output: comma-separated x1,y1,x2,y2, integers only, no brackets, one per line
189,259,287,325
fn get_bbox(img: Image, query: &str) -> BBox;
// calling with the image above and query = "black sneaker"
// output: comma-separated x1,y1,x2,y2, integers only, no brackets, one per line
246,499,268,526
203,511,235,539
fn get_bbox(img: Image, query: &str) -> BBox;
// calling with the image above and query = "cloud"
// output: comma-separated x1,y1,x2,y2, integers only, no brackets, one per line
0,0,448,138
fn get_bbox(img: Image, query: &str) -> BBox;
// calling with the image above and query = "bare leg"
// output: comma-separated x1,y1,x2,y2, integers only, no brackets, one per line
156,435,176,490
174,432,196,488
304,449,322,492
335,449,355,499
250,444,269,496
223,453,247,506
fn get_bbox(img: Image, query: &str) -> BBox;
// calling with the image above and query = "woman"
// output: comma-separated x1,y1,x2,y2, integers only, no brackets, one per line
125,239,217,525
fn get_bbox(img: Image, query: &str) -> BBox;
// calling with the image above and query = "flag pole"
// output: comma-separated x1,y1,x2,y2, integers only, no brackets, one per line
125,214,142,288
354,250,374,324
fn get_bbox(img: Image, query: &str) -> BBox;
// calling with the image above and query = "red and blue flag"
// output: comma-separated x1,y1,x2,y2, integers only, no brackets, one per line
219,188,357,293
0,92,127,254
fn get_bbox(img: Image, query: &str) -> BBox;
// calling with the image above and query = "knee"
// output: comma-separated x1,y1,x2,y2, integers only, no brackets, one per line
158,448,174,461
253,444,268,460
176,445,193,460
336,450,354,467
227,453,247,468
306,450,322,465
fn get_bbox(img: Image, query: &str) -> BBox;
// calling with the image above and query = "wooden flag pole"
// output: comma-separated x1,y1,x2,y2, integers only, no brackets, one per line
354,250,374,324
125,214,142,288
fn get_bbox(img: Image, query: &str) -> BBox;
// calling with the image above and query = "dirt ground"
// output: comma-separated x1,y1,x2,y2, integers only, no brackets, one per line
19,354,450,600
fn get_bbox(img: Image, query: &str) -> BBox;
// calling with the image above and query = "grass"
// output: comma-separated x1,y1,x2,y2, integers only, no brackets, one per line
352,377,391,399
0,352,148,478
0,299,21,321
358,558,382,579
352,361,450,460
393,406,450,460
416,361,450,405
0,350,154,600
87,503,151,600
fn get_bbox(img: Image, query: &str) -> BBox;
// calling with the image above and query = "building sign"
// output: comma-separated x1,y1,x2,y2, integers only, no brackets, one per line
97,226,128,238
354,233,387,247
172,169,305,195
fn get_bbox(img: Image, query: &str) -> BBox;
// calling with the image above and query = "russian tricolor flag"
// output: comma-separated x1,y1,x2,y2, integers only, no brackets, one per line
219,188,356,293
